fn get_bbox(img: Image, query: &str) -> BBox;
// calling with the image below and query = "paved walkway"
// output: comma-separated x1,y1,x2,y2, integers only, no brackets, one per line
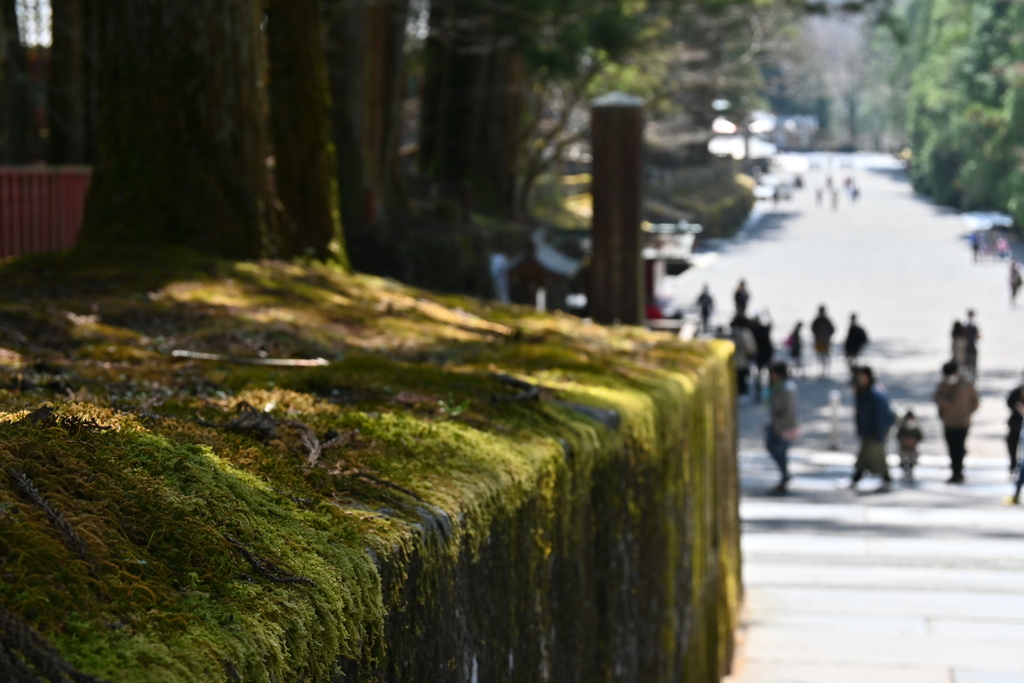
669,153,1024,683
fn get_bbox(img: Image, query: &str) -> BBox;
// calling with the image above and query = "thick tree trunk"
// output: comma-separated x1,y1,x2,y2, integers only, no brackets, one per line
80,0,269,258
324,0,408,267
49,0,88,163
419,0,523,218
0,0,32,163
266,0,347,265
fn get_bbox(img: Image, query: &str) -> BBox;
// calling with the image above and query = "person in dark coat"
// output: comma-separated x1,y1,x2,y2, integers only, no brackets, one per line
785,321,804,375
749,311,774,402
843,314,868,371
1010,261,1022,307
1008,458,1024,506
850,366,894,491
963,310,981,381
1007,373,1024,474
696,285,714,334
811,305,836,377
734,280,750,317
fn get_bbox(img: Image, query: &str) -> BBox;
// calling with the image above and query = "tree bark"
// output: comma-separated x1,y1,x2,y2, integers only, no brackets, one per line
323,0,408,267
80,0,270,258
0,0,32,163
266,0,347,265
419,0,523,218
49,0,87,163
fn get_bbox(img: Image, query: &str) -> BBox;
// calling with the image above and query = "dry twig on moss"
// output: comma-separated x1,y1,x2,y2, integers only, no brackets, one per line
196,402,278,442
171,350,329,367
0,324,30,346
491,374,540,403
271,489,316,508
198,403,355,467
7,469,92,569
0,606,110,683
16,406,111,436
223,534,316,587
349,472,426,503
281,421,357,468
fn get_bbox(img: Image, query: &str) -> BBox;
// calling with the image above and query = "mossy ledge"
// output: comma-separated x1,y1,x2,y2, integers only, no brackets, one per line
0,249,740,682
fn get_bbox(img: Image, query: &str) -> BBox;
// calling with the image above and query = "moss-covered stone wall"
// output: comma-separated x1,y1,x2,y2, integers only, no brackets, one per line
0,253,739,682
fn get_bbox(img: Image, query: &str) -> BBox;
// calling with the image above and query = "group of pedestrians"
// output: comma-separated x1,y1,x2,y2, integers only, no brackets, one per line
968,230,1022,307
969,229,1012,262
699,284,869,401
699,281,1021,498
785,307,868,379
765,355,995,495
814,175,860,210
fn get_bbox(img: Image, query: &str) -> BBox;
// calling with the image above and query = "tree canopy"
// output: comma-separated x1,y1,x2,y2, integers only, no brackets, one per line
900,0,1024,223
1,0,901,264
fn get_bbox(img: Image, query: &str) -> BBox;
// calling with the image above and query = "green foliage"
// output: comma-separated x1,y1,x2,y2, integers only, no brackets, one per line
901,0,1024,229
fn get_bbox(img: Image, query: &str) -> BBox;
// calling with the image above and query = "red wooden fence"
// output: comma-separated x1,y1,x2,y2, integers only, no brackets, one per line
0,166,92,260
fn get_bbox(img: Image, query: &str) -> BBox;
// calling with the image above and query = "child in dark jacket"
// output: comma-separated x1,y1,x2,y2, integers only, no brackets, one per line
896,410,924,479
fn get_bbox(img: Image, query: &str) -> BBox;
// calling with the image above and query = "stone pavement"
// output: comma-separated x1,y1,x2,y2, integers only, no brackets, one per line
668,153,1024,683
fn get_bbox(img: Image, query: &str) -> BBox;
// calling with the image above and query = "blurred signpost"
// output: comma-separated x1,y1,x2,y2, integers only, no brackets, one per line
589,92,645,325
829,390,842,450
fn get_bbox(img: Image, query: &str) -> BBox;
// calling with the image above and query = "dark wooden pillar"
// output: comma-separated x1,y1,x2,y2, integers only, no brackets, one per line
589,92,645,325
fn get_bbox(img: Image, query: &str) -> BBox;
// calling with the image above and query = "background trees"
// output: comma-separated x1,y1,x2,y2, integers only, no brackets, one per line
1,0,33,162
267,0,346,262
901,0,1024,223
4,0,914,267
79,0,271,258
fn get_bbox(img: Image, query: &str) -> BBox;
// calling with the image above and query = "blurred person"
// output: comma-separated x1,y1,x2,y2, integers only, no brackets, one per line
766,361,798,495
980,232,994,260
896,410,924,480
1010,261,1022,307
731,316,758,401
1007,373,1024,474
1007,389,1024,506
811,305,836,377
750,310,774,402
933,361,980,484
734,280,750,317
849,366,895,492
785,321,804,375
843,314,869,371
963,310,981,380
1007,456,1024,506
645,297,663,321
696,285,714,333
950,321,967,369
997,235,1011,260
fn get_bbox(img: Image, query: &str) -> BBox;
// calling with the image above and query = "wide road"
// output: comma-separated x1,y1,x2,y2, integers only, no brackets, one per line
668,153,1024,683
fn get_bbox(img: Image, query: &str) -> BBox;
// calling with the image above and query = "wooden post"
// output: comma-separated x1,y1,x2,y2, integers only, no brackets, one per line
590,92,645,325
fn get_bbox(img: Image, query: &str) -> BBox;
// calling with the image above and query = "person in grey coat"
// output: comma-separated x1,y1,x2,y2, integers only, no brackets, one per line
766,360,799,494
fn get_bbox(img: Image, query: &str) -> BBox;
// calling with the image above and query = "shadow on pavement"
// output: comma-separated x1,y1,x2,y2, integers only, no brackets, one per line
696,210,798,257
864,165,909,183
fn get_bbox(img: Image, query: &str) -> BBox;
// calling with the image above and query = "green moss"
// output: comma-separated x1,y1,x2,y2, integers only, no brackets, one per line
0,254,740,682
